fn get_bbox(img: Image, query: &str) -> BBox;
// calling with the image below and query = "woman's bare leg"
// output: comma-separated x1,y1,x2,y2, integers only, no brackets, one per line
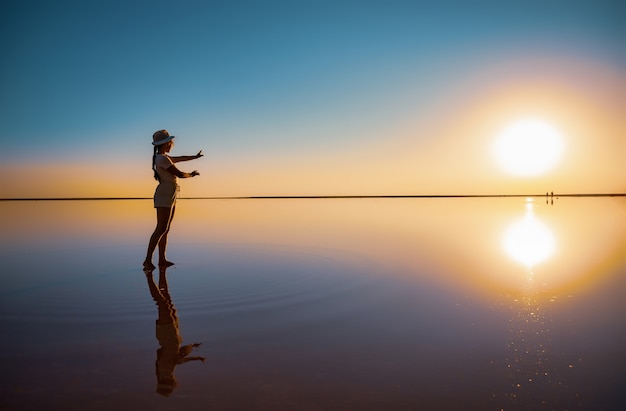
144,207,174,270
158,206,176,266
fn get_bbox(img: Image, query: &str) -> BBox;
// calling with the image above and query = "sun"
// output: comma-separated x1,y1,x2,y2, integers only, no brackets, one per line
492,119,564,177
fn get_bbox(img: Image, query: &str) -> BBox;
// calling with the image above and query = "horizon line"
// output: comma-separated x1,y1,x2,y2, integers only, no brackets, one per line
1,193,624,201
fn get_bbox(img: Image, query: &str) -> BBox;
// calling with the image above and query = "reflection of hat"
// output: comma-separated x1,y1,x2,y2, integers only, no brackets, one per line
152,130,175,146
157,377,177,397
157,383,176,397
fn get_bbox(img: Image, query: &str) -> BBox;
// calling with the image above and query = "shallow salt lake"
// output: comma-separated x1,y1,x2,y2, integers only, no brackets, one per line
1,197,624,410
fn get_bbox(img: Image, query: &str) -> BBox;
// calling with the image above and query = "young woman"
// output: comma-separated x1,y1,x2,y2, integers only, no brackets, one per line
143,130,203,270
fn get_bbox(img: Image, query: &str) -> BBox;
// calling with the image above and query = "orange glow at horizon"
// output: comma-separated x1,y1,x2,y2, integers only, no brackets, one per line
2,193,623,301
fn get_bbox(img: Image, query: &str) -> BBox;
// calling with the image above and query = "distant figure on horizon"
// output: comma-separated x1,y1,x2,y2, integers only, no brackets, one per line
145,265,206,396
143,130,203,270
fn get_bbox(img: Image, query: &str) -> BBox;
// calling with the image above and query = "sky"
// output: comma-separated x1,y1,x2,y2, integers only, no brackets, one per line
1,0,624,198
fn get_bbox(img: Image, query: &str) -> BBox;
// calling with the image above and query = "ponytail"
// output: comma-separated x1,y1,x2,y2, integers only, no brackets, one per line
152,145,160,182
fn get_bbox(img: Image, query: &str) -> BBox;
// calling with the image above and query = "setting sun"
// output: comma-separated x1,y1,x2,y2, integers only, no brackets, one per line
493,119,564,177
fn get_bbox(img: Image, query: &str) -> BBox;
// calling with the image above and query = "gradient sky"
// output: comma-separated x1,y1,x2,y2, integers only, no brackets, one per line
2,0,624,198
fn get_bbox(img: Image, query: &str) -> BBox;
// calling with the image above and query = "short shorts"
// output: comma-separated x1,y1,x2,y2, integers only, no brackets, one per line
153,182,179,208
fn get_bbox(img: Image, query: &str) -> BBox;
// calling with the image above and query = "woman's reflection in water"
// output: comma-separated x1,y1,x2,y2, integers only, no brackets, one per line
145,265,205,397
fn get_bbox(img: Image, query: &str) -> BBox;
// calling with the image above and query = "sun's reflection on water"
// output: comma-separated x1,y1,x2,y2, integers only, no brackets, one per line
502,198,555,270
498,199,582,410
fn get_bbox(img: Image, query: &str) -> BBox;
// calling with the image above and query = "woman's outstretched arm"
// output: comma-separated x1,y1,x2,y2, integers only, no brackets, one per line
166,164,200,178
170,150,203,163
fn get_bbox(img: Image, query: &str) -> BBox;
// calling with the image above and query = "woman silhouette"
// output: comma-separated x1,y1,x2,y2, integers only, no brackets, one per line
143,130,203,270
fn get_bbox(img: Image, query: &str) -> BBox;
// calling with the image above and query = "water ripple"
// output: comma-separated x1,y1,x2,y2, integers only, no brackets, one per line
2,243,379,326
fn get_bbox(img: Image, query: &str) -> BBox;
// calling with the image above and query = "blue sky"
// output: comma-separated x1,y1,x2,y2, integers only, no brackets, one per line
1,0,624,196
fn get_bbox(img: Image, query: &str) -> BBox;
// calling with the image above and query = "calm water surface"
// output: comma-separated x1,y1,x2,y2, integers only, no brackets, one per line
1,198,624,410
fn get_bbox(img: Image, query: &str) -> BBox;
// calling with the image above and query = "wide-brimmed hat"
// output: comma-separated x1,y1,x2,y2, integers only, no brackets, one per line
152,130,175,146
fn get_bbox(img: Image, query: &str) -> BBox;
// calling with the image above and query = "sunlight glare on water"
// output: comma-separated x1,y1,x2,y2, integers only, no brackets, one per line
502,199,555,268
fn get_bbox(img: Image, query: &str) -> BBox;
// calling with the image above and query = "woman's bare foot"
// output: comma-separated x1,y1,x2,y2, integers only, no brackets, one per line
159,260,175,267
143,259,156,270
